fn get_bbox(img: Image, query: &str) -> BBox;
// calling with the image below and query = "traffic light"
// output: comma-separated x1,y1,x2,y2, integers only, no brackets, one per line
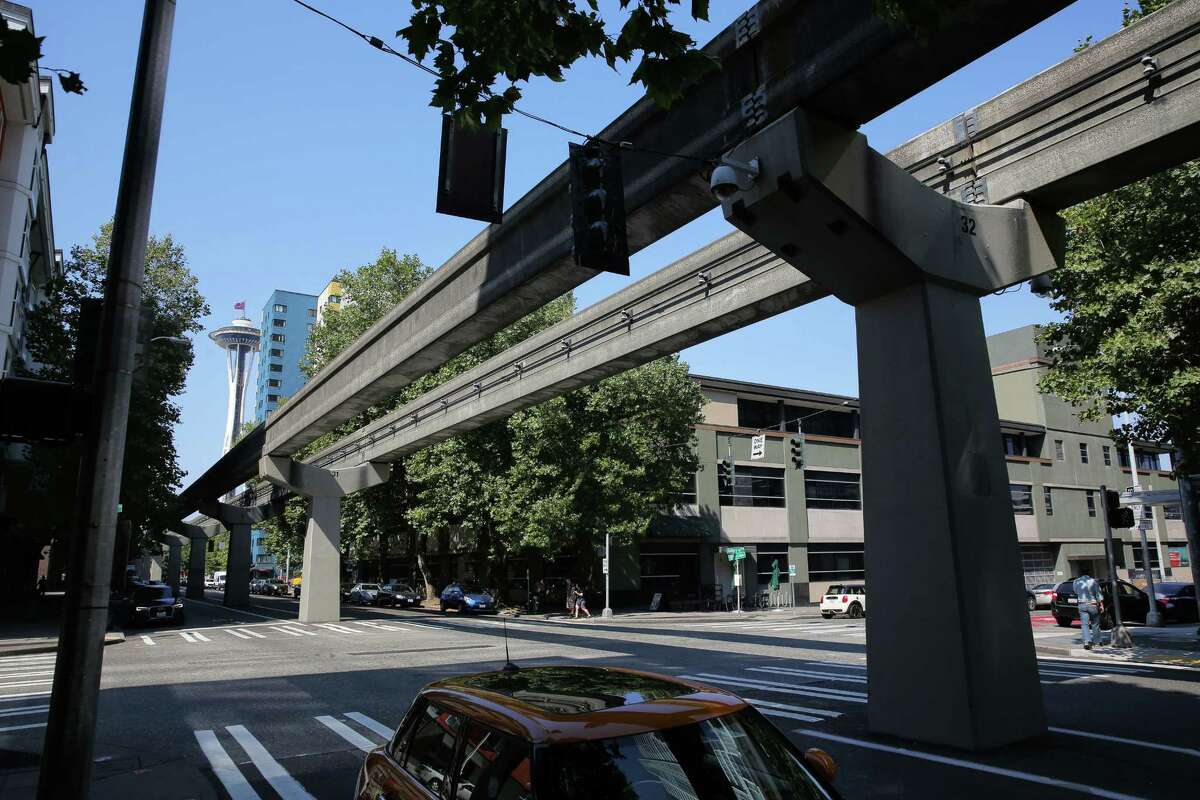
790,436,805,469
717,456,734,492
1104,490,1135,529
569,141,629,276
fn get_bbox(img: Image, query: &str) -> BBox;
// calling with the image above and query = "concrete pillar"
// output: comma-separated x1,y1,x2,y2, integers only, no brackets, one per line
187,537,206,599
715,108,1061,749
224,522,252,608
856,280,1044,748
299,496,341,623
260,457,389,624
165,539,181,594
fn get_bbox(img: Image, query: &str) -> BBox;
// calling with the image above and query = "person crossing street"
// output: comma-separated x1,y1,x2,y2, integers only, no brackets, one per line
1072,570,1105,650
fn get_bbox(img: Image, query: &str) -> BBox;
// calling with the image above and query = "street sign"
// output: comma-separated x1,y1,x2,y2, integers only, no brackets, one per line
1169,550,1182,568
732,572,742,587
788,564,797,577
602,558,609,574
1137,518,1153,531
1119,489,1180,507
750,434,766,461
726,546,746,562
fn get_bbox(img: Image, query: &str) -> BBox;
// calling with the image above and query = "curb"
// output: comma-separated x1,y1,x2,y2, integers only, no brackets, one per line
0,631,125,658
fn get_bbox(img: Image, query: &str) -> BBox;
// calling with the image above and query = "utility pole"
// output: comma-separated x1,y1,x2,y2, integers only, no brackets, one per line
1127,437,1162,627
38,2,176,797
602,531,612,618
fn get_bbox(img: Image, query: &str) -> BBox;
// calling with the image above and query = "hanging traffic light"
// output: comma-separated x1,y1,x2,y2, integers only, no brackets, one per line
1104,489,1135,529
717,456,734,491
790,436,805,469
569,141,629,276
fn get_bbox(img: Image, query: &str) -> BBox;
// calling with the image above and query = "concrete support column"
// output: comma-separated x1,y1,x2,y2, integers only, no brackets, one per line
299,496,341,623
224,522,252,608
856,280,1044,748
186,538,206,599
165,539,182,594
260,457,389,624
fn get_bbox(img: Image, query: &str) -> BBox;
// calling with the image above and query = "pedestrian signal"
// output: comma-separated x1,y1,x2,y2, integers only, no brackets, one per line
1104,489,1134,529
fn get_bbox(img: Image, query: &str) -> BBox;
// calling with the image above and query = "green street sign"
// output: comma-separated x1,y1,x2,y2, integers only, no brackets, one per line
726,546,746,562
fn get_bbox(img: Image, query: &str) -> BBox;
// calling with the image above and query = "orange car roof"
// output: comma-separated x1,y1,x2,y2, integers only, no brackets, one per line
422,665,746,745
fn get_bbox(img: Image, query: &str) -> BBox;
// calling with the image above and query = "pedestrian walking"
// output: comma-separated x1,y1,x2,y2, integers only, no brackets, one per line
571,584,592,620
1072,570,1105,650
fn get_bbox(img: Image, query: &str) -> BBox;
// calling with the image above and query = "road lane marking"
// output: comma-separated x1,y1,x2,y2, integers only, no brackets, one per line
179,632,198,643
694,673,867,699
194,729,261,800
0,705,48,717
794,729,1146,800
187,597,293,623
749,666,867,684
315,715,377,752
0,680,53,689
281,625,318,636
0,722,47,733
1038,656,1166,673
1039,669,1113,679
191,632,211,642
226,724,316,800
345,712,394,739
0,691,51,701
141,636,156,645
316,624,364,635
238,628,267,638
1038,661,1143,675
1047,727,1200,758
354,621,406,632
747,699,841,721
270,626,304,637
678,675,866,704
226,629,252,639
754,706,823,722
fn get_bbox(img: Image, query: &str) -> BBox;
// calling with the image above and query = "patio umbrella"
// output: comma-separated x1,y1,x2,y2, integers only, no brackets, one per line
769,559,780,591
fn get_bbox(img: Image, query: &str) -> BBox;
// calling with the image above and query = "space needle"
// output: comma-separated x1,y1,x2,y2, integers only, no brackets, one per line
209,302,261,453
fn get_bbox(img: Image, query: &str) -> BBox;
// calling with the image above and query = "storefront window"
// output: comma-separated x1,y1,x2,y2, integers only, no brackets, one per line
807,543,864,582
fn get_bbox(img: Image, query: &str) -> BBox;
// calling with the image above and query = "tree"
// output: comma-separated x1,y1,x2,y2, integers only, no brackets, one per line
389,1,959,127
21,223,208,560
495,355,702,589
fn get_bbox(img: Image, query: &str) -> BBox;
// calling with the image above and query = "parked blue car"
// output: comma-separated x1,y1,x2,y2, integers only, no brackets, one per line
439,581,495,613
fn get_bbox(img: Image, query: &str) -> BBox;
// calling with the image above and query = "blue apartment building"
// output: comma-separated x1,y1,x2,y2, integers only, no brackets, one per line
251,290,317,575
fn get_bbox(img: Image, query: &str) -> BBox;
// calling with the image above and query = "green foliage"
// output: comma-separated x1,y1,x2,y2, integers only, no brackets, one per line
0,22,43,85
21,223,208,554
1038,160,1200,461
397,0,717,127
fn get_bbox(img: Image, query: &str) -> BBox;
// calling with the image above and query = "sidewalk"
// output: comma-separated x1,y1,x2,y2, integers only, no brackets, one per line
0,593,125,657
1035,623,1200,668
408,599,821,624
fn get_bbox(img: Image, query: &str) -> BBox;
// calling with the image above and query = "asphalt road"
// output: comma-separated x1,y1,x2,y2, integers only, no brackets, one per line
2,591,1197,799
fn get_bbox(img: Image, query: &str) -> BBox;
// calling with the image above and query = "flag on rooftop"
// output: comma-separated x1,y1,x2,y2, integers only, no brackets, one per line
234,301,245,311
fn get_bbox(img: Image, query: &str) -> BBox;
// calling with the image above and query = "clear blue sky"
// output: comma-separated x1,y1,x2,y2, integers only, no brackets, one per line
35,0,1132,485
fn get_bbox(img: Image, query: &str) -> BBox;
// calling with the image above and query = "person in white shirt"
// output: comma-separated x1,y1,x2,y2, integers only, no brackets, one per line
1072,571,1105,650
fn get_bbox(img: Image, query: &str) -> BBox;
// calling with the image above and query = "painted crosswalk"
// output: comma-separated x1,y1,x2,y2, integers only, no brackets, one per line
135,616,443,647
195,711,394,798
0,652,55,735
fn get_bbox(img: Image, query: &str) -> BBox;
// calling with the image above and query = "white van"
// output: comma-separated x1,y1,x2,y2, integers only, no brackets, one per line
819,584,866,619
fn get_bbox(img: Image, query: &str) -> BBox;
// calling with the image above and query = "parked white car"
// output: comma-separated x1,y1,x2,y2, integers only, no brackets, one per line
820,584,866,619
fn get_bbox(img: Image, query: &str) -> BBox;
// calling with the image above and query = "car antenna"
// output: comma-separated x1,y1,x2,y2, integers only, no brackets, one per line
501,618,519,674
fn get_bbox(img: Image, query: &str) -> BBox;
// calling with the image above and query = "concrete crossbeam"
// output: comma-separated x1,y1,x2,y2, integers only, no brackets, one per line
259,0,1069,460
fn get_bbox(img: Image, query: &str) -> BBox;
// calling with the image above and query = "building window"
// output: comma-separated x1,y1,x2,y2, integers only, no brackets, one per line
272,318,285,327
1165,504,1182,520
1054,440,1065,461
1010,484,1033,515
735,398,856,438
273,304,287,313
719,465,786,508
307,307,316,317
327,294,342,304
267,394,279,403
1079,443,1089,464
1002,434,1026,457
1141,504,1153,520
804,470,861,510
267,378,281,388
675,474,697,505
269,348,282,358
1086,490,1097,518
756,545,790,585
1103,445,1112,466
807,543,864,582
1043,486,1053,516
1118,449,1161,472
270,333,285,343
269,363,283,373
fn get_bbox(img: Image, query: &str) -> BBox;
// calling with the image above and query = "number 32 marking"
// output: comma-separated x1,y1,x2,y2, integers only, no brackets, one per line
960,215,976,236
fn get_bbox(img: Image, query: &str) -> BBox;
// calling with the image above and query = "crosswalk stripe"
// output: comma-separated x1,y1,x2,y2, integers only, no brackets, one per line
240,629,267,639
226,724,317,800
0,722,47,733
679,674,867,704
194,729,261,800
1039,669,1108,679
0,705,49,718
695,673,867,699
141,636,156,645
749,666,867,684
1038,661,1144,675
226,629,252,640
271,626,304,637
1047,726,1200,758
282,625,319,636
0,691,51,701
315,715,378,752
179,632,197,643
0,655,57,664
754,706,824,723
345,712,394,739
192,632,211,642
317,624,363,635
746,698,841,718
0,680,53,689
354,621,405,632
0,671,52,680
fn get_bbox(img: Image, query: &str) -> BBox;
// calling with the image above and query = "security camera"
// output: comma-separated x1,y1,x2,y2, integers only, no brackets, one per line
710,157,760,200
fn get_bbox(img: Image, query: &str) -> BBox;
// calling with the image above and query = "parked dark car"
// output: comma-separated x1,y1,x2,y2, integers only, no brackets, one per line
1152,582,1199,623
117,583,185,627
1052,579,1149,628
354,666,842,800
349,583,396,607
382,583,422,608
439,581,495,613
250,579,269,595
266,580,290,597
